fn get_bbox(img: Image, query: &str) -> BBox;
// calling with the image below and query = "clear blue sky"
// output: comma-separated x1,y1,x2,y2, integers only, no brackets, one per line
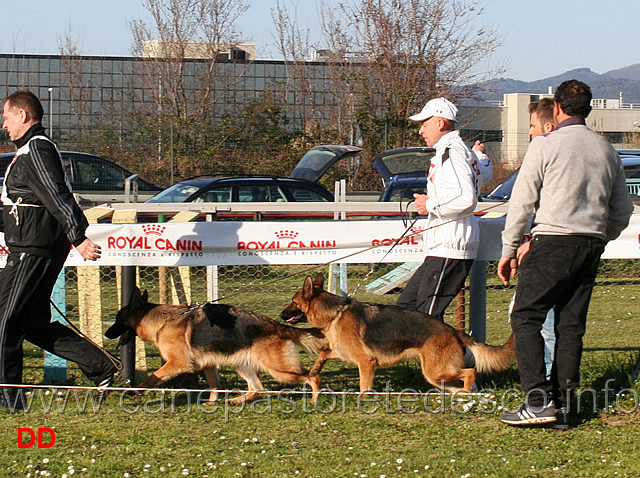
2,0,638,82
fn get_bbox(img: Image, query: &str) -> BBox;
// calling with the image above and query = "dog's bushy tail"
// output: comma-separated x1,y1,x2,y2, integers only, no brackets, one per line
456,331,514,373
282,326,328,354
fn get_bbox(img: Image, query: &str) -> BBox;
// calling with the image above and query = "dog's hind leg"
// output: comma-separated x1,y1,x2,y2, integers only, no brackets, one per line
459,368,476,392
418,357,464,393
265,365,323,404
420,367,476,394
202,366,221,403
267,342,323,403
228,366,265,405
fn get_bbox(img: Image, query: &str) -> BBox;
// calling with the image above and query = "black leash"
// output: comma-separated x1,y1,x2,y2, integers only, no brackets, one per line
348,194,420,297
202,201,506,304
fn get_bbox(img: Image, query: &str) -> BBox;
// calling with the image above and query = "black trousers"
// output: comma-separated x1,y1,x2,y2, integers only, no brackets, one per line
397,256,474,321
511,235,604,408
0,251,114,408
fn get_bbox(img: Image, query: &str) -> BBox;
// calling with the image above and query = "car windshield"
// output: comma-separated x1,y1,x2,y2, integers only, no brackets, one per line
292,148,343,182
621,157,640,178
485,169,520,200
379,151,434,176
147,182,203,202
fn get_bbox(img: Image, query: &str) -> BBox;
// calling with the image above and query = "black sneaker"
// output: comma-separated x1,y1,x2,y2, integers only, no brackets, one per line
500,402,557,426
551,407,569,430
0,388,26,412
96,373,114,406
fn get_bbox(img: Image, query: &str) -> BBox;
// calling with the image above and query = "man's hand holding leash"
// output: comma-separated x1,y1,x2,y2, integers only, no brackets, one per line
412,193,429,215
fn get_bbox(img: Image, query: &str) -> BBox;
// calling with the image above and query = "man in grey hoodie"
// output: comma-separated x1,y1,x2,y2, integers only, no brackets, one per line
497,80,634,428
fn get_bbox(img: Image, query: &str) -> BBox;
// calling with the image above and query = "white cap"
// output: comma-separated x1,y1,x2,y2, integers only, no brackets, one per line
409,97,458,122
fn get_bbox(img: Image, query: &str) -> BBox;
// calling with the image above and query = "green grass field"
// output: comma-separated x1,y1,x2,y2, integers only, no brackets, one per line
1,271,639,477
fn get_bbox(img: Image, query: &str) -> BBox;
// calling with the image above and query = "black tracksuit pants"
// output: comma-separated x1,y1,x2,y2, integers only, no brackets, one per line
397,256,474,321
510,235,605,409
0,251,114,408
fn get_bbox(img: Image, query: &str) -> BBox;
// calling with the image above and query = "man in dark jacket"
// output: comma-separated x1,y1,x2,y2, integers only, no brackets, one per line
0,90,116,411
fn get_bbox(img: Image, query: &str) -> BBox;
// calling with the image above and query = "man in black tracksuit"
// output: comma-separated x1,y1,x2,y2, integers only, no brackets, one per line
0,90,116,410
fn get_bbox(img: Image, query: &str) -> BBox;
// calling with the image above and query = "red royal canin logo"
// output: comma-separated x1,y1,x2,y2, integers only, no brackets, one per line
107,225,203,251
142,224,166,236
371,225,424,247
237,229,335,250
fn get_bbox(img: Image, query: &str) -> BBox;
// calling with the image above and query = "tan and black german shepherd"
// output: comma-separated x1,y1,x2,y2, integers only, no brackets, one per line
280,274,514,393
105,287,327,404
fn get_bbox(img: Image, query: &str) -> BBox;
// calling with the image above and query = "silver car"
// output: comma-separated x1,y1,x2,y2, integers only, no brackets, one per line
0,151,162,205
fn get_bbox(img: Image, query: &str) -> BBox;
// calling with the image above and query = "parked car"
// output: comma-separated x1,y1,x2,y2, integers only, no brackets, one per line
147,145,362,203
613,148,640,157
0,151,162,205
482,169,519,201
146,176,335,203
373,147,436,202
373,146,640,203
484,152,640,201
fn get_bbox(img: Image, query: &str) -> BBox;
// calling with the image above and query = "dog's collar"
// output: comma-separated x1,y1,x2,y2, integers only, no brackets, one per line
183,302,206,314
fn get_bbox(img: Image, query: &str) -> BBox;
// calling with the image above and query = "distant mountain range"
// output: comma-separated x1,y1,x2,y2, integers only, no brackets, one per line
477,65,640,104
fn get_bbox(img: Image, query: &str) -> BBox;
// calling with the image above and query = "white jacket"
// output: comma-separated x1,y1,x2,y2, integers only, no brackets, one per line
423,131,479,259
474,150,493,187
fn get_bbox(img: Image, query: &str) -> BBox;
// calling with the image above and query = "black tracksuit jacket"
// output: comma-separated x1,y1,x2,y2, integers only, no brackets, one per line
0,124,88,257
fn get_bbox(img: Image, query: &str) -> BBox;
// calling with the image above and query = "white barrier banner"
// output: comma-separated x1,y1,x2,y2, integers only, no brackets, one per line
0,215,637,267
601,214,640,259
70,220,432,266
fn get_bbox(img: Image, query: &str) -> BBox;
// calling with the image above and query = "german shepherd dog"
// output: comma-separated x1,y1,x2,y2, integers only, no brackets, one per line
280,274,514,393
105,287,327,404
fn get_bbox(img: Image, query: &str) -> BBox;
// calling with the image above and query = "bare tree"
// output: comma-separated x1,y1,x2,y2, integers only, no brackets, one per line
273,1,356,146
129,0,250,174
274,0,504,188
329,0,503,145
58,25,93,147
57,25,131,159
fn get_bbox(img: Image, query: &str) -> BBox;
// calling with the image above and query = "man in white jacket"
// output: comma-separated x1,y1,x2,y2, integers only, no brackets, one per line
397,97,481,321
472,140,493,190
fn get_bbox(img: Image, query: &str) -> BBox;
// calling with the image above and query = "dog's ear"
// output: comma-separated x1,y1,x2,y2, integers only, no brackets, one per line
128,286,146,310
302,275,314,299
313,273,325,290
129,287,140,307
